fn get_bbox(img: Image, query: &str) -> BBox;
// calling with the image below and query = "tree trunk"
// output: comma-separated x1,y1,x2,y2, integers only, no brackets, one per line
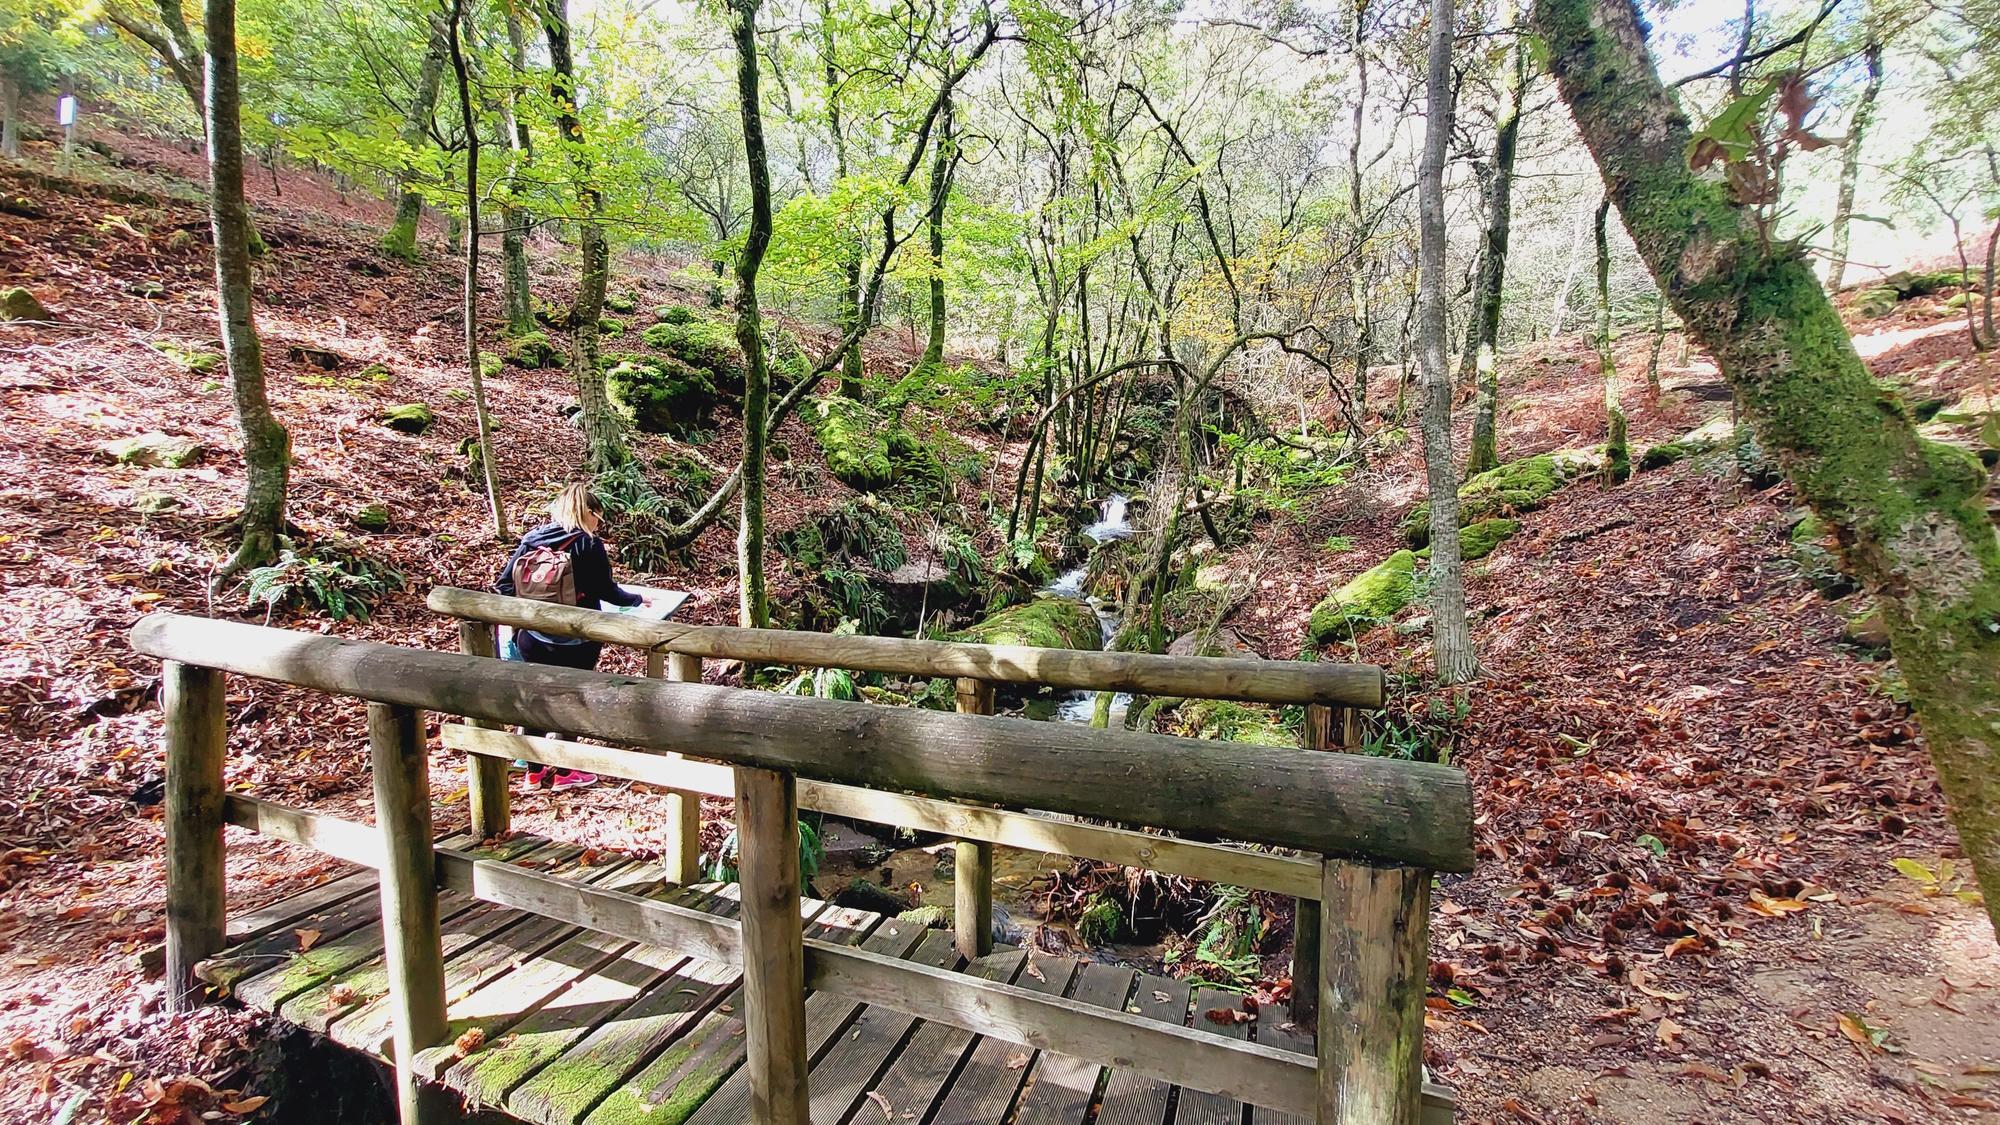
1,78,19,158
1826,39,1883,294
203,0,291,586
449,0,507,540
539,0,628,472
1646,290,1666,398
1418,0,1477,685
381,17,448,261
1594,196,1630,482
819,0,865,397
921,94,955,372
499,3,537,336
1537,0,2000,935
729,0,775,629
1463,13,1526,480
1345,0,1373,455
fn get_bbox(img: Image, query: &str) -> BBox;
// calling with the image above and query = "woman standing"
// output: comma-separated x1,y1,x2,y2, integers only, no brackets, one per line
495,481,646,789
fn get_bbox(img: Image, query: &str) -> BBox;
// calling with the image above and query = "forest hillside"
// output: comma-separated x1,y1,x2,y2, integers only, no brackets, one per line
4,109,1999,1124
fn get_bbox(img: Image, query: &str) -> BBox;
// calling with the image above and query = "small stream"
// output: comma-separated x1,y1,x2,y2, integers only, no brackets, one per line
815,493,1157,958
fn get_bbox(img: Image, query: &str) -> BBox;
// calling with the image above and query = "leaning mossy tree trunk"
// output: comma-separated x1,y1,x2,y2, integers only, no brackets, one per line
728,0,775,629
203,0,291,587
1538,0,2000,936
539,0,628,473
1463,8,1526,481
380,15,448,261
448,0,506,539
818,0,866,398
920,92,955,373
1593,196,1630,483
1417,0,1477,686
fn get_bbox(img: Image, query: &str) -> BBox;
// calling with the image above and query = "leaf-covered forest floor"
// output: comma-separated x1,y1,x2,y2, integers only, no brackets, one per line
3,125,1999,1124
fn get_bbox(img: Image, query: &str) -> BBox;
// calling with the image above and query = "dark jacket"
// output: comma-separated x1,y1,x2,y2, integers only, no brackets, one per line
495,523,642,644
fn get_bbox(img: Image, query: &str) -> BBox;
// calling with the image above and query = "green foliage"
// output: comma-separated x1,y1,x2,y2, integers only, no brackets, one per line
1076,895,1123,945
804,396,895,490
245,542,405,623
777,497,906,571
1322,535,1356,554
1178,885,1261,989
654,304,698,325
705,820,824,885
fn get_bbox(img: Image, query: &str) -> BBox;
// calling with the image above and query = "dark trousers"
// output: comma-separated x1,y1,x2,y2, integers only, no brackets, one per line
516,633,603,743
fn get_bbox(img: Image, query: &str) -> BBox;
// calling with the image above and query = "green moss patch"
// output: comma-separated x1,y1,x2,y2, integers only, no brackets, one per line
1308,549,1417,642
805,396,894,490
1418,517,1519,561
1,286,50,320
950,597,1101,650
151,340,221,374
1400,454,1566,546
1177,698,1295,747
504,330,561,369
381,402,434,434
101,432,205,468
641,319,742,390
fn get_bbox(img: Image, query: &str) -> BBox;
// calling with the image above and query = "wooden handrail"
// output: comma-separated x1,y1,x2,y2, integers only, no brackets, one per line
131,614,1473,870
425,587,1388,709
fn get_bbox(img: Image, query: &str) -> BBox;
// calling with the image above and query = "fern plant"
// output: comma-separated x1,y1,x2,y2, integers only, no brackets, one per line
246,544,405,623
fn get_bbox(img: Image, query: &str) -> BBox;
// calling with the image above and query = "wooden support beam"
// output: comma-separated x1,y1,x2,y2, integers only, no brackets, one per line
733,766,810,1124
439,725,1322,898
426,587,1386,708
1316,859,1431,1125
953,677,995,959
218,795,1456,1121
367,703,450,1125
662,652,705,885
163,661,226,1014
1293,702,1334,1030
131,616,1472,871
456,621,510,839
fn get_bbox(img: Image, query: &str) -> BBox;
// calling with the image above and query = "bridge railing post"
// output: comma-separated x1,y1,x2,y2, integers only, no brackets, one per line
1292,702,1348,1028
656,651,706,885
368,702,450,1125
456,622,510,838
1316,857,1430,1125
164,660,226,1014
952,677,995,959
733,763,810,1123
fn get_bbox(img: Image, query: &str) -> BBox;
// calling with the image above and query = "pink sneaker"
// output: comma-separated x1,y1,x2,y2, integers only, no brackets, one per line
549,769,599,791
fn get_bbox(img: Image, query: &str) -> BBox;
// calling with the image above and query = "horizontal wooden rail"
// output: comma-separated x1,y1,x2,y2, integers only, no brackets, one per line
134,615,1472,870
220,796,1452,1121
426,587,1387,709
440,725,1323,899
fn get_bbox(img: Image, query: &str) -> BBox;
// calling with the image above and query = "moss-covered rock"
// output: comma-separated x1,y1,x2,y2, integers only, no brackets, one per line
1177,698,1295,747
2,286,51,320
654,304,697,325
1418,517,1520,561
1308,549,1418,642
604,291,639,314
381,402,434,434
641,319,742,390
603,353,718,434
352,503,392,531
805,396,895,490
101,432,204,468
132,490,181,513
598,316,626,336
504,331,561,369
1853,286,1899,319
477,351,501,380
1400,454,1566,546
950,597,1101,650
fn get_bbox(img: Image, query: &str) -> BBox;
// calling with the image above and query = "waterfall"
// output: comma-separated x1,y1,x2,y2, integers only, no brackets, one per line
1082,493,1133,543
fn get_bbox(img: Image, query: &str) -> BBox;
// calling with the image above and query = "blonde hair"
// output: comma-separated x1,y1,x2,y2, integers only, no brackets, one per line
549,482,601,533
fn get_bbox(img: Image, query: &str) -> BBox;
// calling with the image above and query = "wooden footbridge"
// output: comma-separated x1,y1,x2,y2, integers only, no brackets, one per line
136,588,1473,1125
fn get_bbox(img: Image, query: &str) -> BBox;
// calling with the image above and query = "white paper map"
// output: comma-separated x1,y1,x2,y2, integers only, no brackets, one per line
607,584,690,623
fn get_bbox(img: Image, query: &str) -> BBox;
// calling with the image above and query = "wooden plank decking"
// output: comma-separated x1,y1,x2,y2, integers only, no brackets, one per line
198,838,1422,1125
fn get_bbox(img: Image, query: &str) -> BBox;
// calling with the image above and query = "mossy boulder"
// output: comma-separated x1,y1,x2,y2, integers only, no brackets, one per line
603,353,718,434
503,331,561,369
1400,454,1565,546
352,503,392,531
654,304,697,325
641,319,742,391
1639,416,1734,471
477,352,501,380
132,490,181,514
1308,549,1418,642
598,316,626,336
604,291,639,314
1853,286,1899,319
1177,698,1295,747
805,396,895,490
1,286,50,321
102,432,204,468
950,597,1101,650
1418,517,1519,562
382,403,435,434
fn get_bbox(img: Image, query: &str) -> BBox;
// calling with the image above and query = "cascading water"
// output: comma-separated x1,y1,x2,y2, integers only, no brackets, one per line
1082,493,1133,543
1045,494,1135,724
